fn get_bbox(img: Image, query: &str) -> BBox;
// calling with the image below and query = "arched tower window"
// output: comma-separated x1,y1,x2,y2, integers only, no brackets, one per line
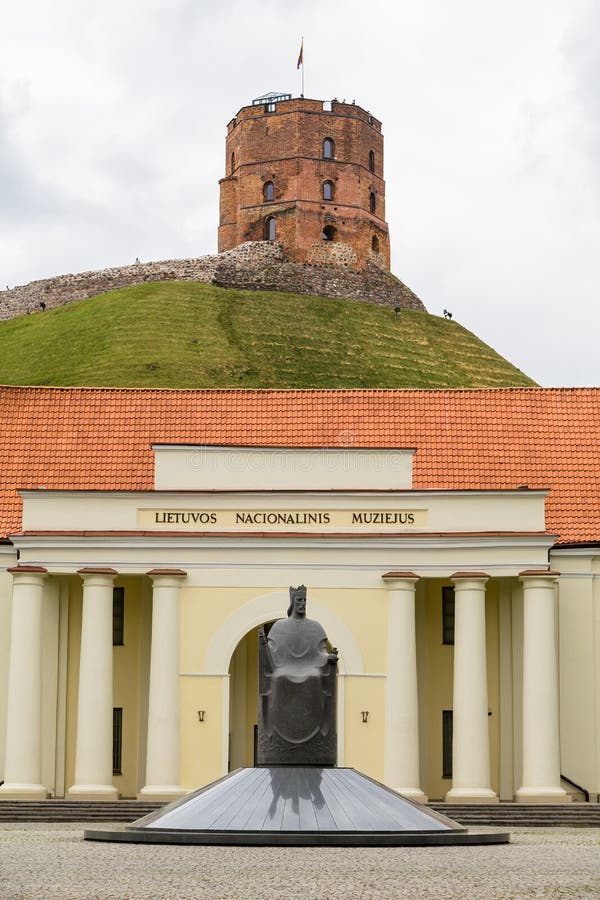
323,181,334,201
264,216,276,241
231,151,235,174
323,138,335,159
263,181,274,202
322,225,336,241
369,150,375,173
371,235,380,253
369,192,376,214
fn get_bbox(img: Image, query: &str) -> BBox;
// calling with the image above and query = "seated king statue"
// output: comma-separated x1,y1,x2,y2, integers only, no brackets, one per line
257,585,338,766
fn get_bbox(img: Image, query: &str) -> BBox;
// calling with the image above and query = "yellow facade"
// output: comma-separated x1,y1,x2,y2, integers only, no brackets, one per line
0,445,596,804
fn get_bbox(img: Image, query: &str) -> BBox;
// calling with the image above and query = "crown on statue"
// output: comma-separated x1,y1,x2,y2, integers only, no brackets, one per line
287,584,307,615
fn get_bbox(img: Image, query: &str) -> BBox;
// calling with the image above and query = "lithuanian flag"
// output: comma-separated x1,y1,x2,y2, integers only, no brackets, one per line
297,40,303,69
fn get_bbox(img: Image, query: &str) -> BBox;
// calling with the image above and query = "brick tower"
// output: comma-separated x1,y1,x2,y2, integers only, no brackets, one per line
218,94,391,271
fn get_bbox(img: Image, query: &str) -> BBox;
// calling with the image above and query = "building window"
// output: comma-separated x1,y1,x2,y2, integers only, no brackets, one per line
442,710,453,778
369,150,375,173
263,181,274,202
113,707,123,775
264,216,276,240
323,181,334,201
322,225,336,241
442,586,455,645
230,151,235,174
369,192,376,214
323,138,335,159
113,586,124,646
371,235,379,253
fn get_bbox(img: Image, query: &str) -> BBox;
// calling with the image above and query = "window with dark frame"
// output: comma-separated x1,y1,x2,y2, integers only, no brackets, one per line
264,216,276,240
113,707,123,775
369,191,376,214
263,181,274,202
323,137,334,159
442,709,453,777
112,586,124,646
442,586,455,645
369,149,375,172
230,151,235,174
323,180,334,201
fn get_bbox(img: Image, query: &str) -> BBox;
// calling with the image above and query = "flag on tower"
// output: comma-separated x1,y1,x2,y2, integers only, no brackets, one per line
297,40,303,69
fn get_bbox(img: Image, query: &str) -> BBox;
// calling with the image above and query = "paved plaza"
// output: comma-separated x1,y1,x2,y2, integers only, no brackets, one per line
0,824,599,899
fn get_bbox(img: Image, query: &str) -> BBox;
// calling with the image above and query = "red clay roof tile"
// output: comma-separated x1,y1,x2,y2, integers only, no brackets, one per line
1,386,599,545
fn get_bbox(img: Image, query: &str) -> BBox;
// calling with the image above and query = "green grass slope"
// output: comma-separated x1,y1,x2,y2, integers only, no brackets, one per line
0,282,536,388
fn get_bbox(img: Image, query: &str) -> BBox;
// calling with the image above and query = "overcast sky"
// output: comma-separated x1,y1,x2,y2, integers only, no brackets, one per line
1,0,598,386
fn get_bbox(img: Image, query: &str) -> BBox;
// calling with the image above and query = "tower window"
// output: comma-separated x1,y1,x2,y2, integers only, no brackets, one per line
323,181,334,201
369,192,376,214
323,138,335,159
369,150,375,173
230,151,235,174
322,225,336,241
264,216,276,240
371,235,379,253
263,181,274,202
442,586,455,645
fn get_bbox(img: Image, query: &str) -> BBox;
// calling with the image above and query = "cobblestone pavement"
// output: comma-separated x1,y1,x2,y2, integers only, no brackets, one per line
0,825,599,899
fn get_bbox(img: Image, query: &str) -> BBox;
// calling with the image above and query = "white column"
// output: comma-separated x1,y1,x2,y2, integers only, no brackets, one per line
516,571,569,803
0,568,48,799
139,569,188,800
382,572,426,801
445,573,498,803
68,569,118,799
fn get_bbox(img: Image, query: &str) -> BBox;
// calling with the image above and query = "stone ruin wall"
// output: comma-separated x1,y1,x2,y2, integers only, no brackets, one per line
0,242,425,322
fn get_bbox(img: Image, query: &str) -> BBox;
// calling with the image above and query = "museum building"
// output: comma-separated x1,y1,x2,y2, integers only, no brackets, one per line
1,385,599,805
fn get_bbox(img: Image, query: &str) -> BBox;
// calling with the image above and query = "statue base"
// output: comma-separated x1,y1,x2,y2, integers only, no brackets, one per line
84,767,510,847
257,727,336,767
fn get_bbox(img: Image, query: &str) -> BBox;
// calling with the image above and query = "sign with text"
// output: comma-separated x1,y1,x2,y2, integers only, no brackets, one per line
137,508,427,531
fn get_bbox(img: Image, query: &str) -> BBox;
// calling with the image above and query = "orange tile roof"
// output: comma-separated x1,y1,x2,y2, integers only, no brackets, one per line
1,386,599,545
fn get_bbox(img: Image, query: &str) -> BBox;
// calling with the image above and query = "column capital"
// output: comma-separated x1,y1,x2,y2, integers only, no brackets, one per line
519,569,559,582
77,567,117,575
147,568,187,577
450,571,489,581
382,571,419,585
7,565,47,574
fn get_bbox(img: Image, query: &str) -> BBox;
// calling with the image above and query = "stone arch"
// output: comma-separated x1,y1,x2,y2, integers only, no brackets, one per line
204,589,364,675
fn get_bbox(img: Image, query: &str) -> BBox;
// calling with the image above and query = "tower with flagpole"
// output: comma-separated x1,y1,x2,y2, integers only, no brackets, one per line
218,89,391,271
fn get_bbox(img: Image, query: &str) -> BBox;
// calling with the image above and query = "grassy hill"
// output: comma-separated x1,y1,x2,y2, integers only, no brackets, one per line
0,282,535,388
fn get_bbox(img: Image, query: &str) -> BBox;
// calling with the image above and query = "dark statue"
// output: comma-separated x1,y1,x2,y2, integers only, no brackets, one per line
257,585,338,766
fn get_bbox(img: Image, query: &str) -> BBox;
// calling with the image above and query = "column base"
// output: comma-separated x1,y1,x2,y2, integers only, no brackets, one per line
67,784,119,801
392,787,428,804
444,787,499,804
138,785,189,802
0,783,48,800
515,787,571,804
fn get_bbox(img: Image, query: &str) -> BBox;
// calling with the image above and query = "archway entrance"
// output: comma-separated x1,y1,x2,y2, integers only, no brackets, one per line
228,623,271,770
